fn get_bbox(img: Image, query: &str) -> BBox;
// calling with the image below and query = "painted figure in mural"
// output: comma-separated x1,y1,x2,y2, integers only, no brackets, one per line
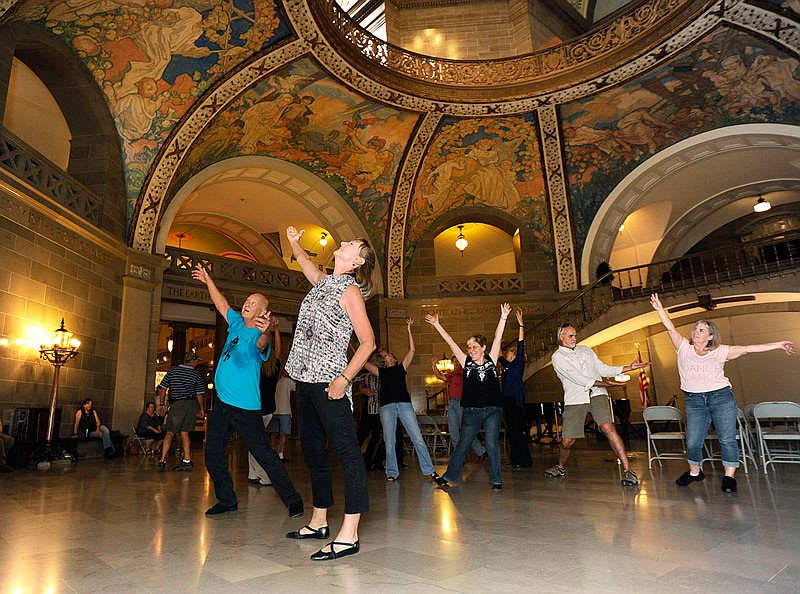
461,136,520,207
612,108,673,153
284,227,376,561
343,127,395,186
278,95,316,138
418,151,473,217
113,77,163,142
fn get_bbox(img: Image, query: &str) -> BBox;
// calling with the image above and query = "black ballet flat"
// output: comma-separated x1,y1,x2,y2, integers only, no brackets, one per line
310,540,360,561
286,525,330,540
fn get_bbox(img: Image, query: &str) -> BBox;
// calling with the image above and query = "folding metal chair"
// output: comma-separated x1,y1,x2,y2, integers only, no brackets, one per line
702,409,758,473
753,401,800,473
417,415,450,458
643,406,686,468
130,424,148,455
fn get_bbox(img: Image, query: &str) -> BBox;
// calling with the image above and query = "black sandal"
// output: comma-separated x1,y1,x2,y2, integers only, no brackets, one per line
285,525,330,540
310,540,360,561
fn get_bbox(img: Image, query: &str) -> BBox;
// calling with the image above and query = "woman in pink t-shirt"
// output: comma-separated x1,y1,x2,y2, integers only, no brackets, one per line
651,294,795,493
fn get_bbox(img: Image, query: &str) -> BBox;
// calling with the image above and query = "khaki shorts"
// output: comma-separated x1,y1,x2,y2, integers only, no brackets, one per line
561,395,613,439
165,399,198,433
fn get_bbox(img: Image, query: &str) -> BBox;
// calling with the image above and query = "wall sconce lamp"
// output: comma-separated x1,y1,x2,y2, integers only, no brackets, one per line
455,225,468,255
167,333,174,353
435,354,454,373
753,196,771,213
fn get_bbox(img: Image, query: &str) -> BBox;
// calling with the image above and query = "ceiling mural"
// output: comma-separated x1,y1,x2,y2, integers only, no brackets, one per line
170,56,421,261
406,115,551,267
13,0,291,206
561,25,800,253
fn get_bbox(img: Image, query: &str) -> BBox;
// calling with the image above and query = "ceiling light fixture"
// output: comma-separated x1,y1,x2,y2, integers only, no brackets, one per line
455,225,468,254
753,196,771,213
319,232,328,247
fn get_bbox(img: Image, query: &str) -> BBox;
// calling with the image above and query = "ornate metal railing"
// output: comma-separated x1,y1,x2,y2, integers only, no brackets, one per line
0,127,103,225
163,247,311,294
314,0,703,90
521,231,800,362
438,273,524,296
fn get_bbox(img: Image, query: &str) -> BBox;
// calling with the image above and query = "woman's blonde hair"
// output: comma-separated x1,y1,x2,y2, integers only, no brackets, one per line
352,237,377,298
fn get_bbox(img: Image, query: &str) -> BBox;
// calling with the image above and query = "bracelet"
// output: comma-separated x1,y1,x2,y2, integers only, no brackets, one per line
519,326,524,328
340,373,353,385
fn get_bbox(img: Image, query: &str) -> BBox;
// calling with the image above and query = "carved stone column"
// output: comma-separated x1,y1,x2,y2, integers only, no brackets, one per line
111,252,168,436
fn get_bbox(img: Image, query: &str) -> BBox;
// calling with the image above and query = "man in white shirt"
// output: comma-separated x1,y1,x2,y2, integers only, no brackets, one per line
546,324,650,486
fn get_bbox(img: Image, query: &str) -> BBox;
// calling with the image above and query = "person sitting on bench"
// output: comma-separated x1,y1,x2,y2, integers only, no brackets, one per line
73,398,114,457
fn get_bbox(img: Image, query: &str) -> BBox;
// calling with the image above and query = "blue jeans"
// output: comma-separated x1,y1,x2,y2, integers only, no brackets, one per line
447,401,485,457
380,403,436,479
684,386,739,468
87,425,113,452
443,406,503,486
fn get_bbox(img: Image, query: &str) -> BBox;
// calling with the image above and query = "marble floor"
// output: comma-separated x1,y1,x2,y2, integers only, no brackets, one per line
2,438,800,594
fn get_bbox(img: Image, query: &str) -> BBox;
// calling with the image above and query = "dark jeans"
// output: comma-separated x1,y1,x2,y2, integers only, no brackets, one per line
205,399,301,509
504,399,532,467
297,382,369,514
444,406,503,486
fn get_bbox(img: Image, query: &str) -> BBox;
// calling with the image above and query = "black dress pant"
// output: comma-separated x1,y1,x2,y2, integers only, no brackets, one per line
504,399,532,467
205,399,302,509
297,382,369,514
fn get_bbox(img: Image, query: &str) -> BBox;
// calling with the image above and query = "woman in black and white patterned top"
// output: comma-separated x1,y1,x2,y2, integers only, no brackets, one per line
284,226,376,562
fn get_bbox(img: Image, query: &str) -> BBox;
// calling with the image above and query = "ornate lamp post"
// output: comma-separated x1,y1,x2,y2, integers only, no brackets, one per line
39,319,80,456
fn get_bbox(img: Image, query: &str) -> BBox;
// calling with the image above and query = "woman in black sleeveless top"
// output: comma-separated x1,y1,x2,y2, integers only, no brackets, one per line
426,304,511,489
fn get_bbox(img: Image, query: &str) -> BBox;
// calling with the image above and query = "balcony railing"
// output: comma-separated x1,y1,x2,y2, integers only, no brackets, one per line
438,273,524,296
521,231,800,362
163,247,311,294
0,127,103,226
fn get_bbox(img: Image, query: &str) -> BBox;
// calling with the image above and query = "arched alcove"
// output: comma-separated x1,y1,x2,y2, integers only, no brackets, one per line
406,206,554,296
582,124,800,285
157,155,384,292
434,222,517,276
3,57,70,167
0,21,126,238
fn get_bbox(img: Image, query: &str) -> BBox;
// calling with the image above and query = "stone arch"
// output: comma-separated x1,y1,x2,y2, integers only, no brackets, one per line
156,155,384,293
0,21,126,238
581,123,800,285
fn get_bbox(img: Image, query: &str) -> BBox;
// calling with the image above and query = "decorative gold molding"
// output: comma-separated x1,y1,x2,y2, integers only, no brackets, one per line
386,112,443,297
312,0,714,101
538,104,577,292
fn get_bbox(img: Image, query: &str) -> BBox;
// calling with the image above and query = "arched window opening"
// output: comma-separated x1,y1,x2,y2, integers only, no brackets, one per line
3,57,71,169
434,223,517,276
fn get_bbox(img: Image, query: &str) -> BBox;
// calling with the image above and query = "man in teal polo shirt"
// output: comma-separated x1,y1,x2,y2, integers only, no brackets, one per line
192,265,303,518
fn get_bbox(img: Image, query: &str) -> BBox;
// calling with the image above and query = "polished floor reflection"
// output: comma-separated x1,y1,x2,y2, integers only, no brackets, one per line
2,438,800,593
